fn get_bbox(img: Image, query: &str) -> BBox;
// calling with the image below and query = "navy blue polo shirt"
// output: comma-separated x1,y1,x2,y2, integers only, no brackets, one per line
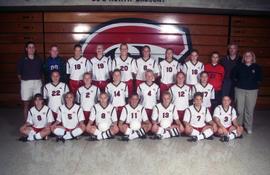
17,56,43,80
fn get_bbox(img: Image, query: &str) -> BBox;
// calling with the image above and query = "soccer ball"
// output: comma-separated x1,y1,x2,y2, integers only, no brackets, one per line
98,122,110,132
160,119,171,129
130,121,141,130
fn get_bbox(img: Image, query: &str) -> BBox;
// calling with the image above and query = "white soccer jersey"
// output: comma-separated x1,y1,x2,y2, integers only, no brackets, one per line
76,85,100,112
43,82,69,113
89,56,111,81
183,105,212,128
169,84,192,111
192,83,215,108
135,57,159,81
112,56,136,81
120,104,148,126
26,105,54,129
105,82,128,107
181,60,204,85
90,103,117,126
151,103,178,129
137,82,160,109
57,104,84,130
213,105,237,128
159,59,180,84
66,56,91,81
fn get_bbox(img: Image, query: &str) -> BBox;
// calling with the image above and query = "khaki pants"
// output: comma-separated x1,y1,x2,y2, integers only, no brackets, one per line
235,87,258,131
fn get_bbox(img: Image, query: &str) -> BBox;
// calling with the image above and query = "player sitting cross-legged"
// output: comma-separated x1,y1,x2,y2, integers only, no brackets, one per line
119,94,152,141
86,92,119,141
51,92,85,142
151,91,184,139
213,96,244,142
19,94,54,142
184,92,217,142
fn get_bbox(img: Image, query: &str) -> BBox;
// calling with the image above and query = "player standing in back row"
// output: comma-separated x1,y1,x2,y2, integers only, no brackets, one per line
181,49,204,86
66,44,91,94
112,43,136,95
135,45,159,89
159,48,180,94
89,44,111,92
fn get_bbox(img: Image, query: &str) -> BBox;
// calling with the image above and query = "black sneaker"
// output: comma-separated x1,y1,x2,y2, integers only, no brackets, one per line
56,137,65,143
220,136,229,142
151,134,162,140
206,136,214,140
237,135,243,139
87,135,98,141
187,136,198,142
120,135,129,141
18,136,28,142
139,134,147,139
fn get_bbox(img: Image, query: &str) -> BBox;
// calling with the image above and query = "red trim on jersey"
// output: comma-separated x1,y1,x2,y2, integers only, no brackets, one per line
31,126,44,133
192,126,204,133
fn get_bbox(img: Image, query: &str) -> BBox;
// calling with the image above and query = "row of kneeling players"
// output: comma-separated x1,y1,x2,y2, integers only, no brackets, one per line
19,91,243,143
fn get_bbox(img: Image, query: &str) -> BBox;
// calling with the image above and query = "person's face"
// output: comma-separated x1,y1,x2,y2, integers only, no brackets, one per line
130,95,139,107
50,46,59,58
99,94,108,106
211,53,219,64
145,71,154,82
34,97,43,108
190,51,198,62
51,72,60,83
142,47,150,59
166,50,173,60
113,72,121,82
229,45,238,56
222,96,231,107
26,44,35,55
162,94,171,106
65,94,74,106
96,45,104,55
83,74,92,86
200,73,208,84
244,52,253,64
176,73,185,85
74,47,81,57
194,96,203,106
120,45,128,57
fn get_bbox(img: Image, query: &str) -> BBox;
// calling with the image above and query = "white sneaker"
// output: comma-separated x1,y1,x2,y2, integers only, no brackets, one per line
247,130,252,134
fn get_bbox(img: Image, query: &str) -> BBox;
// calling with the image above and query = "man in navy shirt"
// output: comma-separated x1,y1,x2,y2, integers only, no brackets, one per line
43,45,66,83
17,41,43,119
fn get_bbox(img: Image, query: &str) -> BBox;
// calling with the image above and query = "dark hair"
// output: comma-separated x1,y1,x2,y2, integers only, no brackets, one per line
83,72,92,78
99,92,109,98
222,96,231,100
120,43,128,49
130,93,139,99
193,92,204,99
25,41,35,48
190,49,199,55
51,69,60,75
74,44,82,50
200,71,208,77
165,48,173,53
142,45,151,51
33,93,43,101
112,69,121,75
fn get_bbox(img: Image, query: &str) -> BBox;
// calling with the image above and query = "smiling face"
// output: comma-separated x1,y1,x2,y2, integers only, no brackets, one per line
200,72,208,84
113,71,121,83
142,47,150,59
51,71,60,84
176,72,185,85
165,49,173,60
99,93,109,107
130,95,139,108
50,46,59,58
222,96,231,108
193,95,203,106
74,47,81,58
83,73,92,86
120,44,128,58
243,52,254,64
211,53,219,64
65,93,74,107
26,43,35,56
162,93,171,107
96,44,104,56
145,70,154,83
229,44,238,56
190,51,199,62
34,96,44,109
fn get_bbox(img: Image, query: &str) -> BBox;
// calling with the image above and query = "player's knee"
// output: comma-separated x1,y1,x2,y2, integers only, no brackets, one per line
111,125,119,135
185,126,192,135
151,124,158,133
217,128,223,135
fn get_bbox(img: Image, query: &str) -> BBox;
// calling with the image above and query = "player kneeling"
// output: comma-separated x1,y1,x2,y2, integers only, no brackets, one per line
51,92,85,142
151,91,184,139
184,92,217,142
19,94,54,142
86,92,119,140
213,96,243,142
119,94,152,141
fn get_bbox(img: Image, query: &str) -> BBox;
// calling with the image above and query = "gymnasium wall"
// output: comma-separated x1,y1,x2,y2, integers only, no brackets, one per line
0,12,269,109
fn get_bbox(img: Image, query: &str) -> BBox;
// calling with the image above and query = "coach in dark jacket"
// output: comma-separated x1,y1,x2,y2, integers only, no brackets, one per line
17,41,43,119
220,44,242,99
43,45,67,83
232,50,262,134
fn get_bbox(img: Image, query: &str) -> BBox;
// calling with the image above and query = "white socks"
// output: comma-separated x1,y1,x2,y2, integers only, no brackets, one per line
94,129,113,140
53,128,65,136
191,128,213,141
27,129,36,141
228,130,238,140
157,127,180,139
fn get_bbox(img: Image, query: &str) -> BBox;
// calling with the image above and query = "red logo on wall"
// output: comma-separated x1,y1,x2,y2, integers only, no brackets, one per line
81,18,192,62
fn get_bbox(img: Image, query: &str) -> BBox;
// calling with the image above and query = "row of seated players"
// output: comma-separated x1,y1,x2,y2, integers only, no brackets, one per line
19,90,243,143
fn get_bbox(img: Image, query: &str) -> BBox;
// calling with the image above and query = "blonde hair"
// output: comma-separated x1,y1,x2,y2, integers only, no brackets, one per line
242,50,256,63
